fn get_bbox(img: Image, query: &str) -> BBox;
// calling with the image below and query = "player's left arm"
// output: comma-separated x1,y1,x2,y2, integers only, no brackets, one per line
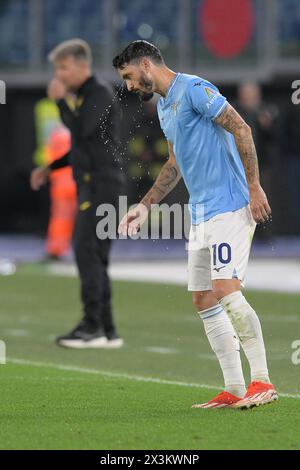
214,103,271,223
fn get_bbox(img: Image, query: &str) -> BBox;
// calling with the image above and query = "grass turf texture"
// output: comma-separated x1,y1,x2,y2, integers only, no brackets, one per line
0,269,300,450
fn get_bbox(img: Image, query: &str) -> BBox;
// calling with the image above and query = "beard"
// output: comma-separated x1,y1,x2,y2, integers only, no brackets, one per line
136,72,154,102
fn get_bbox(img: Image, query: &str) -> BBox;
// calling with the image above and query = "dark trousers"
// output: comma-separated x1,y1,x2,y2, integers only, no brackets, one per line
73,177,122,334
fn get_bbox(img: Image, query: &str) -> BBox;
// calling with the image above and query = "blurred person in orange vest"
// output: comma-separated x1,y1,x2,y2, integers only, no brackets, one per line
33,98,76,260
45,125,77,260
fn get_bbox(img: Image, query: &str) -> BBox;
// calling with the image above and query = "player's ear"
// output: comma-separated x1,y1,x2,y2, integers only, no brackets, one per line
141,58,151,72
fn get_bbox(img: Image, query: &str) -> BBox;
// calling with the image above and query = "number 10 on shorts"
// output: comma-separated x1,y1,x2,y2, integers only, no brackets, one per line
212,243,232,266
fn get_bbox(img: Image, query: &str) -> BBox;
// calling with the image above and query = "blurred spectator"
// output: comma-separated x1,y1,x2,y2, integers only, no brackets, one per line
45,125,77,259
30,39,125,348
34,98,76,260
282,101,300,233
235,82,279,240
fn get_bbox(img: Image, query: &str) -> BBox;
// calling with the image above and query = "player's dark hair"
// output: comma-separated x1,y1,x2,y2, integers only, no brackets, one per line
112,40,164,69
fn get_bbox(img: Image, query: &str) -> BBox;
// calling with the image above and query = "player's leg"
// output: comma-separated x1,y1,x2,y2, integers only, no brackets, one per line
210,206,278,408
192,289,246,403
214,280,270,384
92,178,124,347
188,224,245,408
213,278,278,408
56,186,108,348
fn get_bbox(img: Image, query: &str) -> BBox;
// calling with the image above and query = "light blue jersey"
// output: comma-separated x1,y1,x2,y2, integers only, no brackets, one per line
157,73,249,224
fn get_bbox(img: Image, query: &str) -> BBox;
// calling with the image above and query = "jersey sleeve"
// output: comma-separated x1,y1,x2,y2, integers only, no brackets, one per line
186,79,228,120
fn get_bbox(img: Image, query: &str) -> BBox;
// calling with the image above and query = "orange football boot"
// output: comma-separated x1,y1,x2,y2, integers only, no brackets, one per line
192,391,241,409
231,381,278,410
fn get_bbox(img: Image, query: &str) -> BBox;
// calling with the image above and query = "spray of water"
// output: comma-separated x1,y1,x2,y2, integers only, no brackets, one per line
97,80,152,174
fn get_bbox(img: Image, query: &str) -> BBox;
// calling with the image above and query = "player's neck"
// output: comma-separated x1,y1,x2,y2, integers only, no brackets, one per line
154,68,177,97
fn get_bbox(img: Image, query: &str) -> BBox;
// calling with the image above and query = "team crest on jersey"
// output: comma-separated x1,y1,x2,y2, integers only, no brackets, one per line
204,86,217,100
171,101,180,115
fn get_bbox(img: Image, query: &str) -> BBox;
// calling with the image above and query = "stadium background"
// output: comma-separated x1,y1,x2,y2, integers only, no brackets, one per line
1,0,300,237
0,0,300,451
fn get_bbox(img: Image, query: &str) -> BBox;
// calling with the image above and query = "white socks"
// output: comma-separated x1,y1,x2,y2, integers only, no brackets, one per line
219,291,270,384
199,305,246,398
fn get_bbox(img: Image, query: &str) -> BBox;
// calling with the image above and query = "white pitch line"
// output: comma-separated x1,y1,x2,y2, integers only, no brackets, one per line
145,346,179,354
9,358,220,391
8,358,300,400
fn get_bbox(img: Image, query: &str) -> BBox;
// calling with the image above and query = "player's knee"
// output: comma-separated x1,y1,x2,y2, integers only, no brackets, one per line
212,286,228,301
192,291,215,311
212,280,241,301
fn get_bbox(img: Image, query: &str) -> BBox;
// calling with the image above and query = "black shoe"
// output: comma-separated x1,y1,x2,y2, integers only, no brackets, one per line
105,330,124,349
56,320,108,349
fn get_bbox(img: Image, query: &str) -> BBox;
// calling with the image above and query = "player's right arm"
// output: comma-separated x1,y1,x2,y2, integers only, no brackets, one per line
118,141,181,236
187,79,271,223
214,103,271,223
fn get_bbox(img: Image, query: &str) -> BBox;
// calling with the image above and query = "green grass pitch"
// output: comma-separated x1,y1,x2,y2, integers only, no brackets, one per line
0,269,299,450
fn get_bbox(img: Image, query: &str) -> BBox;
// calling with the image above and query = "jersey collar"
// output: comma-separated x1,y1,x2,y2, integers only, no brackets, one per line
164,73,180,102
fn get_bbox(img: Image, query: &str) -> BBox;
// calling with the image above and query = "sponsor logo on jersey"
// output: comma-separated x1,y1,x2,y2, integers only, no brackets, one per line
204,86,217,100
206,92,220,109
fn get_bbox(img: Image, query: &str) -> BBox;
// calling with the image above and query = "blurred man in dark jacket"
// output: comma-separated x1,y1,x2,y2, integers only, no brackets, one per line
31,39,125,348
282,101,300,232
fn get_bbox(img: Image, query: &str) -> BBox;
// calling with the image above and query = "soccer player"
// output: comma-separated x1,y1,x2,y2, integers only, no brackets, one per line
113,41,278,409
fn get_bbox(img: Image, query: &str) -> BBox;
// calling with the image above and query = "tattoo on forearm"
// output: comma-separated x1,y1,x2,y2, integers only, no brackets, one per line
234,132,260,185
159,165,178,187
215,104,260,185
142,163,179,208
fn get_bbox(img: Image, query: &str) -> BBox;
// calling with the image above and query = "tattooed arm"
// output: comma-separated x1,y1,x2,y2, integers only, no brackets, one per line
140,141,181,210
214,103,271,223
118,141,181,236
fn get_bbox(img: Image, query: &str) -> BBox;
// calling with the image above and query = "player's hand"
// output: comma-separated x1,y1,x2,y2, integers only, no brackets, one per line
249,183,271,223
47,78,66,100
118,203,149,237
30,166,50,191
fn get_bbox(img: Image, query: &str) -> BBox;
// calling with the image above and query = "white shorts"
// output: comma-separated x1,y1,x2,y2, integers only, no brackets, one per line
187,205,256,291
